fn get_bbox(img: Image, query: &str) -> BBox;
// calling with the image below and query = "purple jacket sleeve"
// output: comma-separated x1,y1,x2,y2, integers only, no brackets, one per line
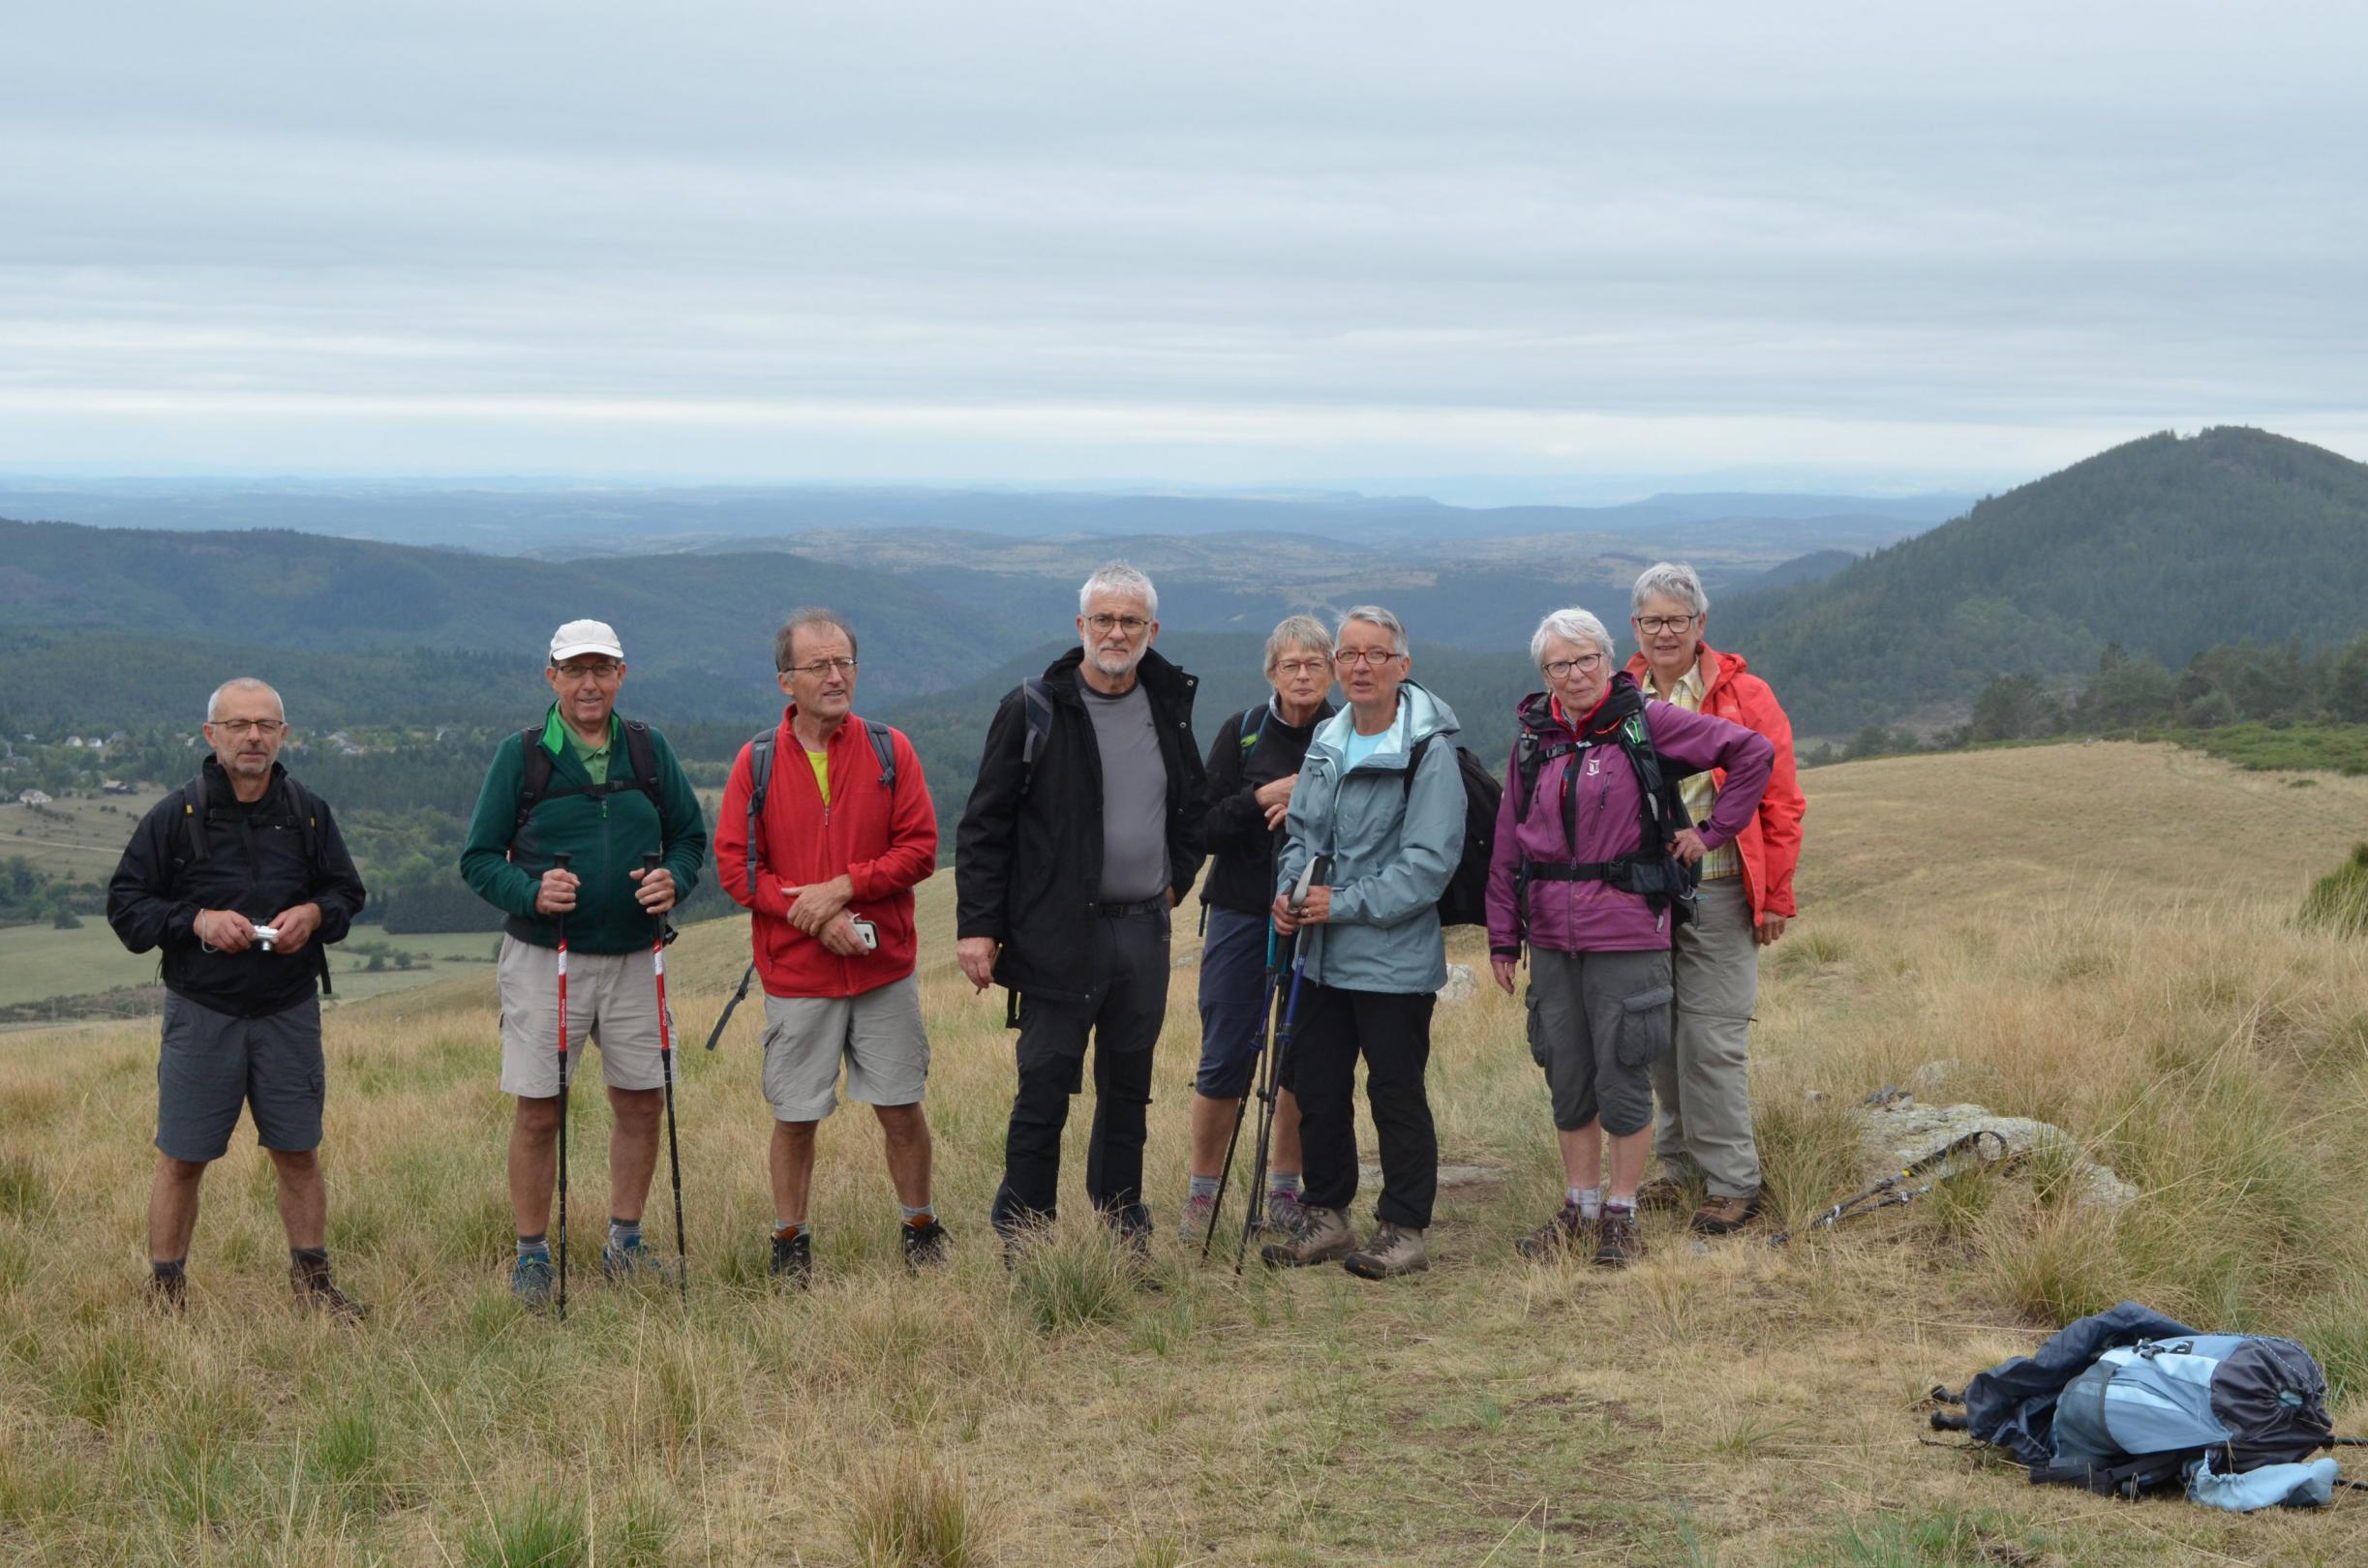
1644,703,1775,851
1484,738,1525,955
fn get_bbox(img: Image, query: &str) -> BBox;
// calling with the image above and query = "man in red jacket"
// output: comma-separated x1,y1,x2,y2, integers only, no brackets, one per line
716,609,943,1285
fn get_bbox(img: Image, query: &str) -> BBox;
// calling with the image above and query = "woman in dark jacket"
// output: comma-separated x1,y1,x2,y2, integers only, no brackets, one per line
1181,615,1336,1238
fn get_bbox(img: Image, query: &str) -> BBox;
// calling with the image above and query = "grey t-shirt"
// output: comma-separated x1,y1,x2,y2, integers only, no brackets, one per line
1080,678,1170,901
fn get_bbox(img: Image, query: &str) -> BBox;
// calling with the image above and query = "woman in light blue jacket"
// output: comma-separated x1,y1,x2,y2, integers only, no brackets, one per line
1262,606,1466,1281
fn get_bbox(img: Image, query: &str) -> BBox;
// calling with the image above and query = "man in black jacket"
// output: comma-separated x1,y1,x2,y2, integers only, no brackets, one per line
106,678,369,1315
956,563,1206,1244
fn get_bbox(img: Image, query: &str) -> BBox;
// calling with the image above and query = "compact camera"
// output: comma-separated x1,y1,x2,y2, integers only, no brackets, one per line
252,924,281,951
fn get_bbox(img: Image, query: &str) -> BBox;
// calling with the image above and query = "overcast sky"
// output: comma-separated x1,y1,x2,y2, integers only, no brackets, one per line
4,1,2361,497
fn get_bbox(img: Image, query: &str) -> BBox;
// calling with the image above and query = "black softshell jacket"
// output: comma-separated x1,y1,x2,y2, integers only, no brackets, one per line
106,759,367,1017
1197,698,1335,917
955,648,1206,1005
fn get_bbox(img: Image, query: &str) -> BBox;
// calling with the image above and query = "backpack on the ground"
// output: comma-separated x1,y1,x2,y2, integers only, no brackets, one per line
1509,709,1697,937
176,770,337,993
1931,1302,2354,1512
739,720,897,897
1402,736,1503,928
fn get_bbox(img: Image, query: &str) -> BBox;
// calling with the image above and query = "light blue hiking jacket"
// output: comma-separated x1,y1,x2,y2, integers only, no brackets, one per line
1274,680,1466,995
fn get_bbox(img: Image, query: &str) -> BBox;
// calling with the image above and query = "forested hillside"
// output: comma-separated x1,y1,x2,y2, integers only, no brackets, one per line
1717,427,2368,731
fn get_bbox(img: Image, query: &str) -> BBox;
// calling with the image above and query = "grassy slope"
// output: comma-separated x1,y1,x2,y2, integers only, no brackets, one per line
1,743,2365,1565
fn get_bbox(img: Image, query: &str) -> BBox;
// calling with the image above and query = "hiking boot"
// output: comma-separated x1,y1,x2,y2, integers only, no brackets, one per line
600,1232,676,1283
290,1253,369,1322
1514,1203,1594,1261
511,1252,554,1308
900,1219,951,1268
148,1265,187,1313
1178,1191,1217,1242
1689,1191,1762,1236
1265,1188,1309,1234
1342,1221,1429,1281
1634,1173,1692,1213
1594,1208,1646,1267
770,1231,812,1289
1259,1204,1354,1268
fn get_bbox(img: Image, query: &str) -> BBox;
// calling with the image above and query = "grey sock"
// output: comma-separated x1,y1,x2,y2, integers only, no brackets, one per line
1188,1175,1219,1201
1269,1172,1303,1195
773,1221,809,1242
900,1205,934,1225
608,1218,641,1250
1572,1187,1602,1220
516,1234,549,1259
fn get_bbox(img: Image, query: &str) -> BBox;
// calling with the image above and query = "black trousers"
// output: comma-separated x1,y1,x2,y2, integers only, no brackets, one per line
1283,981,1438,1230
991,905,1169,1236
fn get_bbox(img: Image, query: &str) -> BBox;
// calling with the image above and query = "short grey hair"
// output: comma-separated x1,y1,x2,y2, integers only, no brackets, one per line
205,678,285,724
1079,561,1158,618
1263,614,1332,672
1530,609,1614,668
1631,560,1709,618
1335,605,1409,656
774,607,858,671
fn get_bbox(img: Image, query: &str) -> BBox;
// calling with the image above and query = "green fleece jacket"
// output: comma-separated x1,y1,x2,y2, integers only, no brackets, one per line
459,709,711,955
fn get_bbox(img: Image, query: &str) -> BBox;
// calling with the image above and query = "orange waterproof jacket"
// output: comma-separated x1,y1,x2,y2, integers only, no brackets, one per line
1623,643,1805,922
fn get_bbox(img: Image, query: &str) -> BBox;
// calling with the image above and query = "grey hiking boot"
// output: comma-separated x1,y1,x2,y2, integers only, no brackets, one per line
1265,1188,1309,1234
1342,1221,1429,1281
1178,1191,1216,1242
1514,1203,1594,1261
1594,1207,1646,1267
1260,1204,1354,1268
511,1251,554,1308
290,1251,369,1321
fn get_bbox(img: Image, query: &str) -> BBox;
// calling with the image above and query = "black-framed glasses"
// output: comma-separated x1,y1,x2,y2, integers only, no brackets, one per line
1634,614,1698,635
1272,658,1329,678
211,718,286,737
1084,614,1150,635
784,656,859,677
554,661,622,680
1542,653,1606,679
1334,648,1401,667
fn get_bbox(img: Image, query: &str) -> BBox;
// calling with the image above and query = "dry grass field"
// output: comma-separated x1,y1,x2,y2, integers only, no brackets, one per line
2,741,2364,1565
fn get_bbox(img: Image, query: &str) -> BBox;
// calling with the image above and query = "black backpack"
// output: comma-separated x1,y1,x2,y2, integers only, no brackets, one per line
1402,736,1503,928
514,718,662,835
1510,709,1698,937
738,719,898,897
176,769,338,993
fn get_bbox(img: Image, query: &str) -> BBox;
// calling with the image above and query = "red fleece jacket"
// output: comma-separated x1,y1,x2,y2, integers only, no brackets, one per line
1623,643,1806,921
716,707,937,998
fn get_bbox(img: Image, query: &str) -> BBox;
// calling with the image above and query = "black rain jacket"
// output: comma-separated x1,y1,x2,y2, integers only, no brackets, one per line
106,758,367,1017
955,647,1206,1005
1196,697,1336,917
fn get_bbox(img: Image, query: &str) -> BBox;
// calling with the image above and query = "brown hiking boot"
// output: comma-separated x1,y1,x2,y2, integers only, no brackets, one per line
1634,1173,1692,1213
1514,1203,1594,1261
1689,1191,1762,1236
1594,1207,1645,1267
290,1251,369,1321
1259,1204,1354,1268
1342,1222,1429,1281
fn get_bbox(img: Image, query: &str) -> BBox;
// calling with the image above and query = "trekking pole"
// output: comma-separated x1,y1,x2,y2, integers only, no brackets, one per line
1199,923,1283,1263
1236,854,1330,1275
552,852,572,1322
703,961,758,1052
1767,1129,2012,1247
643,853,689,1304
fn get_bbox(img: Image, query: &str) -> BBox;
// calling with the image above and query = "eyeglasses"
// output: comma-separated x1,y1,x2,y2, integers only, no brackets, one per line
1542,653,1606,679
1272,659,1329,678
1634,615,1698,635
211,718,285,737
784,657,859,677
554,661,622,680
1333,648,1401,667
1084,614,1150,636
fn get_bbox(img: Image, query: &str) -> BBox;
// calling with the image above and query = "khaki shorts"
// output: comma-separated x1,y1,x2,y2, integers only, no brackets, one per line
498,935,671,1098
760,975,928,1122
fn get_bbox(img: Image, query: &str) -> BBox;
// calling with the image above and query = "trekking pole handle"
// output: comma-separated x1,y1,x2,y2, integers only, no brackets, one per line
551,854,571,928
1292,854,1334,912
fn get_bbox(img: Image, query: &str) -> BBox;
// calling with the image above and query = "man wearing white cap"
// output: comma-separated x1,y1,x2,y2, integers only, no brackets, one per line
460,619,711,1305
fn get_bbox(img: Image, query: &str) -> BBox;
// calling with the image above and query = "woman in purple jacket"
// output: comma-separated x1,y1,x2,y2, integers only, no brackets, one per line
1485,608,1774,1266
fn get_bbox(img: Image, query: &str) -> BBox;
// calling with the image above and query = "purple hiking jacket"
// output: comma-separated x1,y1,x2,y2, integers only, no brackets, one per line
1483,674,1776,955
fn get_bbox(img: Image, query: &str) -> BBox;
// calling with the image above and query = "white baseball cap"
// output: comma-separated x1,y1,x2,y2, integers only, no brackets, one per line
549,619,624,662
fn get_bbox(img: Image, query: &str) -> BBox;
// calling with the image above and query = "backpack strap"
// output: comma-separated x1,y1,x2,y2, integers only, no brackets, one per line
516,717,664,841
743,728,777,899
618,719,660,805
1018,678,1055,795
178,775,211,864
514,725,555,837
864,719,897,790
1237,704,1267,758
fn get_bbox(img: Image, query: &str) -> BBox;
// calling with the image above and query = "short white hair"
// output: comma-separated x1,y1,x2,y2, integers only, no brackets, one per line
1530,609,1613,667
205,678,285,724
1079,561,1158,618
1335,605,1408,656
1631,560,1709,618
1263,614,1332,671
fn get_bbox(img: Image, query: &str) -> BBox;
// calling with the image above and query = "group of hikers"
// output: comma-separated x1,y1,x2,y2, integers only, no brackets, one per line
105,559,1804,1314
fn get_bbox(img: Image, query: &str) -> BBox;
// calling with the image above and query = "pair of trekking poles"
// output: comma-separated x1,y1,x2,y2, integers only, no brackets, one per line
1202,855,1332,1274
551,852,689,1319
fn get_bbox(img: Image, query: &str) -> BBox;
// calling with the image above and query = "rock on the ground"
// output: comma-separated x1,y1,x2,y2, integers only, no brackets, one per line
1438,963,1477,1007
1907,1057,2007,1103
1862,1098,2137,1209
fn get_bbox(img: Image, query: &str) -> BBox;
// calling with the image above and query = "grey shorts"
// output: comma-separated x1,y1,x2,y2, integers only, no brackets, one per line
156,991,325,1162
498,935,670,1098
1526,948,1673,1136
760,974,929,1122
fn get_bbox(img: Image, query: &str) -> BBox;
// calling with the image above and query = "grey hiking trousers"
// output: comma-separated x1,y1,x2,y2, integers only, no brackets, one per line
1651,877,1763,1198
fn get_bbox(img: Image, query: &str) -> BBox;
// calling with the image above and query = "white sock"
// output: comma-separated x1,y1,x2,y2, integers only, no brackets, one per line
1571,1187,1602,1220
